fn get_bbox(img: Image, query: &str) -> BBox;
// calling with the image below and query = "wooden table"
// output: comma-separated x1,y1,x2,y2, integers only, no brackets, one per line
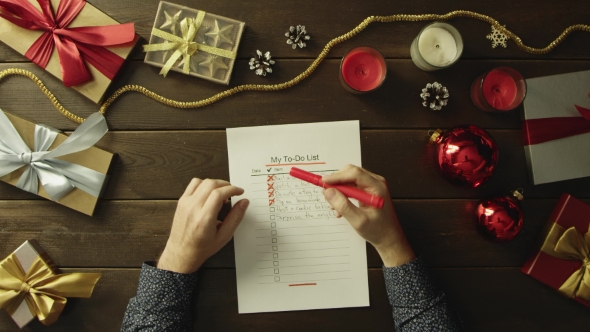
1,0,590,330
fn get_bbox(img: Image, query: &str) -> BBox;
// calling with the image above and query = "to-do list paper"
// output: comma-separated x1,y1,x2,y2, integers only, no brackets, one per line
227,121,369,313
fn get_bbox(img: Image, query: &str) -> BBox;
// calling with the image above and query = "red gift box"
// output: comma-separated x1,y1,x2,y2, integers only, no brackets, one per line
522,194,590,308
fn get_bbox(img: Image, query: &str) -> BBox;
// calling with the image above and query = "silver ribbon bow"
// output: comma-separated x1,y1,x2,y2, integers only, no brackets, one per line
0,112,109,201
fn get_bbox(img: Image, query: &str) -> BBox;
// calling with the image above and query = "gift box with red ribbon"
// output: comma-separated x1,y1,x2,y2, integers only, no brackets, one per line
0,0,137,103
522,70,590,185
522,194,590,308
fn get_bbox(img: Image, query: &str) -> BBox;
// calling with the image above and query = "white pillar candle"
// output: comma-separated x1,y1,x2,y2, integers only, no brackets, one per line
410,22,463,71
418,27,457,67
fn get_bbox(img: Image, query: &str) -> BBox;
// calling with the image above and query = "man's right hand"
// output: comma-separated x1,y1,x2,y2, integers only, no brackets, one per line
322,165,415,267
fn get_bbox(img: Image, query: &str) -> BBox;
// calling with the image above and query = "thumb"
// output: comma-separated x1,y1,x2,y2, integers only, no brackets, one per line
218,199,249,243
323,188,362,225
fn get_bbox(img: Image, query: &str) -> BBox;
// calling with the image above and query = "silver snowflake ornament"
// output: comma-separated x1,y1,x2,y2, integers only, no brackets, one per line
421,82,449,111
249,50,275,76
285,25,310,49
486,25,509,48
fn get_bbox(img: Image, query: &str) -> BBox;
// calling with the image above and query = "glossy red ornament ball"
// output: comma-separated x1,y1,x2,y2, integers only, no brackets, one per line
430,125,499,187
475,191,524,242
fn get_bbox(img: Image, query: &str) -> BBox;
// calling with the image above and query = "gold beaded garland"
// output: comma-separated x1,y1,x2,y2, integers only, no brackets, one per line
1,10,589,123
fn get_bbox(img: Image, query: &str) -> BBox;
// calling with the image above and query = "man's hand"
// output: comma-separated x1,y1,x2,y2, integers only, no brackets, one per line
157,178,249,274
322,165,415,267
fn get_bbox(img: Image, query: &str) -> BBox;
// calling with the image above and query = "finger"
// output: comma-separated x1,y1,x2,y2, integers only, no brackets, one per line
322,166,381,189
183,178,203,197
217,199,250,243
323,188,364,227
202,185,245,218
193,179,231,205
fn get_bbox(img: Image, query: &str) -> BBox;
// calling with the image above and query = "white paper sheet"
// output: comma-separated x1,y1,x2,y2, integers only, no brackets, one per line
227,120,369,313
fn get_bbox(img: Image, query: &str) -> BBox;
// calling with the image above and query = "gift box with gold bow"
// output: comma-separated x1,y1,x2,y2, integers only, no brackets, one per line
0,110,113,216
0,240,101,328
143,1,244,84
522,194,590,308
0,0,138,103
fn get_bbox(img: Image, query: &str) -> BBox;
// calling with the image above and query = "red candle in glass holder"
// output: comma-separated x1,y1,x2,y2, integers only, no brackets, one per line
340,46,386,93
470,67,526,112
482,69,517,110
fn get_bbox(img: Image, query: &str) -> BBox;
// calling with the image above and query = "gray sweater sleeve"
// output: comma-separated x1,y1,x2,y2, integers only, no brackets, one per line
121,262,198,332
383,257,463,331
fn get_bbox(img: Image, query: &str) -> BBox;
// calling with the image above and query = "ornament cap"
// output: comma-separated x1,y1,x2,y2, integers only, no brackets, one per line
428,129,443,144
511,189,524,201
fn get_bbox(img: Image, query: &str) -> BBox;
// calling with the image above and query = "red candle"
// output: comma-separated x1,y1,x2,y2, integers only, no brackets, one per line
482,69,517,110
340,47,386,93
470,67,526,112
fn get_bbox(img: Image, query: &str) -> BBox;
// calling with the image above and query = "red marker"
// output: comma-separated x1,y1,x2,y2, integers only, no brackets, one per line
289,167,384,209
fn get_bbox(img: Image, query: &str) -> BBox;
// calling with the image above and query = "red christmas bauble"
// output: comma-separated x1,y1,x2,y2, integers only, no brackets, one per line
430,125,499,187
475,191,524,242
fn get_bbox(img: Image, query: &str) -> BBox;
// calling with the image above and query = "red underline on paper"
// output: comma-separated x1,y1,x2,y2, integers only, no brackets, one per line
265,162,326,166
288,283,317,287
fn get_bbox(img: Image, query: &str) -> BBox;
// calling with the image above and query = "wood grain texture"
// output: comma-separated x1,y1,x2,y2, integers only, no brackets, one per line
1,130,588,201
1,268,590,332
0,199,584,269
0,0,589,61
1,60,590,131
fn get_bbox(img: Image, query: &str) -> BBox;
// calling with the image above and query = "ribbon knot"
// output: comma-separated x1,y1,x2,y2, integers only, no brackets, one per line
143,11,236,77
18,152,32,165
0,252,101,326
0,111,109,201
542,224,590,300
19,281,31,294
0,0,136,87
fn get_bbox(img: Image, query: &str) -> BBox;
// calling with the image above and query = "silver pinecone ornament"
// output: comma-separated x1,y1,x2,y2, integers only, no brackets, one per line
285,25,310,49
249,50,275,76
420,82,449,111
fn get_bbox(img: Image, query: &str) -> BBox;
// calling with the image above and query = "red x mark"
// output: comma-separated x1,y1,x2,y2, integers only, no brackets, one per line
267,182,274,190
268,189,275,197
268,199,275,206
267,175,275,182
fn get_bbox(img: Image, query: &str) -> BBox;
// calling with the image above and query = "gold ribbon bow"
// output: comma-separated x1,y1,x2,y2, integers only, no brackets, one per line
0,253,101,326
143,11,237,77
540,222,590,301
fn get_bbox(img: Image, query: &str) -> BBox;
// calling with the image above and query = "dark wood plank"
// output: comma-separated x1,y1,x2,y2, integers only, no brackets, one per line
2,268,589,331
1,130,588,201
0,199,581,268
1,0,589,61
2,60,590,131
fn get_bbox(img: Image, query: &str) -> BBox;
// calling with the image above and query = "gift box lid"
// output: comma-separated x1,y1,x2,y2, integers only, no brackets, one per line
0,0,138,103
144,1,245,85
0,112,114,216
5,240,57,328
522,70,590,185
522,194,590,308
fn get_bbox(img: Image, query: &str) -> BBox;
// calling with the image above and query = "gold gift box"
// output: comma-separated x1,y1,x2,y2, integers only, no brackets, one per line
0,0,138,103
0,112,114,216
144,1,245,84
3,240,58,328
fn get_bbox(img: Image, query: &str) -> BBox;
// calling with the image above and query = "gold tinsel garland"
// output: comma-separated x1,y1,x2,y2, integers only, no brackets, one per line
1,10,589,123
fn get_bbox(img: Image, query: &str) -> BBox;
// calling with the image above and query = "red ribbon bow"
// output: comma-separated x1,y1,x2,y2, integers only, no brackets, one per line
0,0,135,87
523,105,590,145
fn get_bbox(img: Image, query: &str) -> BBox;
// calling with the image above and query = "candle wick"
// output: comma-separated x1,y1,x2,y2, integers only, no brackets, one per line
435,44,440,49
